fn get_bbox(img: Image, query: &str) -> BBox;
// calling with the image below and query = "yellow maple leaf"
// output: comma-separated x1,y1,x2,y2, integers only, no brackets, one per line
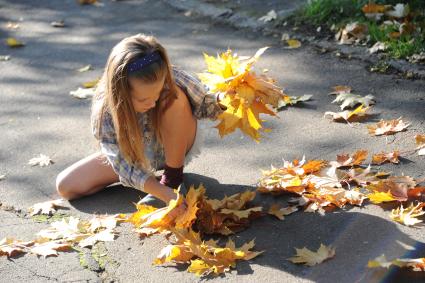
288,244,335,266
199,47,283,142
367,191,396,204
390,203,425,227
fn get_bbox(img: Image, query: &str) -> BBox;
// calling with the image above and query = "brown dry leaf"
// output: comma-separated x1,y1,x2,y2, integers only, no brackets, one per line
324,104,370,123
335,22,368,44
390,202,424,227
28,154,53,167
415,134,425,156
372,151,400,165
367,118,410,136
288,244,335,266
29,199,65,216
78,0,97,4
0,238,34,257
268,204,298,220
330,150,368,168
329,85,351,95
30,239,71,258
368,254,425,272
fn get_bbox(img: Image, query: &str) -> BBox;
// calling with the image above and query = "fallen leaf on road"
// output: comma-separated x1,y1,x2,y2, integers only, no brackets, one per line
329,85,351,95
390,202,424,227
69,87,95,99
0,55,11,61
367,118,410,136
278,94,312,108
368,254,425,271
285,39,301,49
372,151,400,165
28,154,53,167
0,174,5,180
288,244,335,266
258,10,277,23
6,37,25,48
0,238,34,257
77,64,93,72
30,239,71,258
268,204,298,220
332,93,375,110
82,78,100,88
324,104,370,123
5,22,20,30
329,150,368,168
367,191,396,204
50,20,65,28
78,0,98,4
415,134,425,156
29,199,65,216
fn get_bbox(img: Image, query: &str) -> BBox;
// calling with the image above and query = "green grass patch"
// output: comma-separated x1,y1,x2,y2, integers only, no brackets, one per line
296,0,425,59
32,213,69,223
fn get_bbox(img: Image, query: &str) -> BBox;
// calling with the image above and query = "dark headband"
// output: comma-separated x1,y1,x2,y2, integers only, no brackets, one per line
127,51,162,74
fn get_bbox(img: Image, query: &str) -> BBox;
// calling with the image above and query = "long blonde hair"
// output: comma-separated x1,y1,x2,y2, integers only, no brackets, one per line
91,34,177,170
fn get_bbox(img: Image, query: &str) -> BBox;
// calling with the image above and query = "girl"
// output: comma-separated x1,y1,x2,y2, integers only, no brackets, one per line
56,33,224,206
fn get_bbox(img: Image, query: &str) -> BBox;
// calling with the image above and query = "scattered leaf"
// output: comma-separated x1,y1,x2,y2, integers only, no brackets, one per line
69,87,95,99
332,93,375,110
28,154,53,167
285,39,302,49
288,244,335,266
330,150,368,168
329,85,351,95
367,118,410,136
0,55,11,61
367,191,396,204
368,254,425,272
0,238,34,257
77,64,93,72
6,37,25,48
324,104,370,123
30,239,71,258
29,199,65,216
415,134,425,156
268,204,298,220
278,94,312,108
335,22,368,45
82,78,100,88
390,202,424,227
372,151,400,165
50,20,65,28
258,10,277,23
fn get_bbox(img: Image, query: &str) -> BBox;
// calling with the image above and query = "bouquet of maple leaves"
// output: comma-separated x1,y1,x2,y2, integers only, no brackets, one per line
198,47,285,142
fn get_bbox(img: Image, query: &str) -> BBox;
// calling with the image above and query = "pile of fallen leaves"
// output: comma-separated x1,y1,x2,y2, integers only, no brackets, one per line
257,152,425,224
126,185,263,276
198,47,285,142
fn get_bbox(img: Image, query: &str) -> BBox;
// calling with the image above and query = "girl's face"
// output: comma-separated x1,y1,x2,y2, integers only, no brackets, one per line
128,76,166,113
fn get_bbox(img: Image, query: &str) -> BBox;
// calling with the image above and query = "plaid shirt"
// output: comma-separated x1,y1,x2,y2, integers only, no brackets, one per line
92,66,223,191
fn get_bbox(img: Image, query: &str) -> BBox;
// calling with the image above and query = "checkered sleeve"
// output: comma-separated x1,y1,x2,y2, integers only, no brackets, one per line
98,112,153,191
172,66,224,120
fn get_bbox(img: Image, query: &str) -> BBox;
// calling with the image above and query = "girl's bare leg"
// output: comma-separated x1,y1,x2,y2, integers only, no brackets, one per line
56,152,119,200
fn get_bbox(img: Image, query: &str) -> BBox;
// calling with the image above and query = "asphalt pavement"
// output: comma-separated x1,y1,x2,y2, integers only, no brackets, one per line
0,0,424,282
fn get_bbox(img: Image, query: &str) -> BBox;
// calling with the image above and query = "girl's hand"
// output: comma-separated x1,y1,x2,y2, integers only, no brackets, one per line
167,198,188,222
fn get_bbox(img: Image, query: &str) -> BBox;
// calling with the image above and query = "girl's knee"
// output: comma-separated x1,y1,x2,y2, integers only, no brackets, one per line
56,171,80,200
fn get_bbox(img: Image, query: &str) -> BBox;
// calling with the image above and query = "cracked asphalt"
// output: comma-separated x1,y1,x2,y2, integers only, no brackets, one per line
1,0,424,282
